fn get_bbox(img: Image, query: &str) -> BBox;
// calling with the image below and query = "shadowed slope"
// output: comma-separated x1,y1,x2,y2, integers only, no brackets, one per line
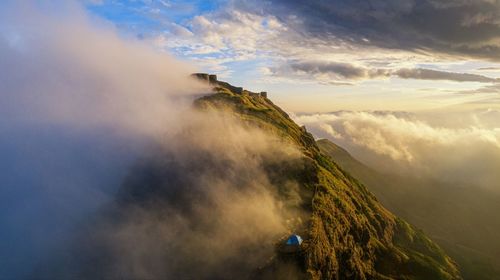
317,138,500,280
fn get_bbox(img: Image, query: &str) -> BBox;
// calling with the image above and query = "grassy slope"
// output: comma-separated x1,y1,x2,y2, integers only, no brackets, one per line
195,87,461,280
317,139,500,280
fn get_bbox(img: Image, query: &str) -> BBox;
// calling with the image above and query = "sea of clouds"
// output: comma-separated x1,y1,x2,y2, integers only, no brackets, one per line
295,109,500,191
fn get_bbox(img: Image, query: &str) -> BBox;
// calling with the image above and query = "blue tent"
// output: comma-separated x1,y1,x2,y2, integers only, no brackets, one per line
286,234,303,245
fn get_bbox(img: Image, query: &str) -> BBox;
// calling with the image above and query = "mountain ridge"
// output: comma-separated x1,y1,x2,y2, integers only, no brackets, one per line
191,79,461,279
41,78,462,279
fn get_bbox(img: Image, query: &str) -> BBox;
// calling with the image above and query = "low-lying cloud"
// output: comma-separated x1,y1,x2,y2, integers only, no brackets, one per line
0,2,207,137
0,1,304,279
51,112,306,279
295,110,500,191
0,1,199,278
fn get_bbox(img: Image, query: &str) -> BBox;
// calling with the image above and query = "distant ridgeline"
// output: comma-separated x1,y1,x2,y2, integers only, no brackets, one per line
191,73,267,98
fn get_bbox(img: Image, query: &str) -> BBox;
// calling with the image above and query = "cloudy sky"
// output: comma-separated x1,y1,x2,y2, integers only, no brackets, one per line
78,0,500,192
82,0,500,112
1,2,500,277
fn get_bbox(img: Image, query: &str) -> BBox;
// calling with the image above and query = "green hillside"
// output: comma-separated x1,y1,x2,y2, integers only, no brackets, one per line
190,82,461,279
317,139,500,280
64,79,462,279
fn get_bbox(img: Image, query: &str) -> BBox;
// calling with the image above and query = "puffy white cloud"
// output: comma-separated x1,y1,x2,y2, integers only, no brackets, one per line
156,9,286,74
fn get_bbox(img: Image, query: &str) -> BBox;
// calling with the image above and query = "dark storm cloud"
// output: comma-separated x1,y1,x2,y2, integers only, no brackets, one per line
290,61,367,79
394,68,499,83
276,61,499,83
478,67,500,71
249,0,500,61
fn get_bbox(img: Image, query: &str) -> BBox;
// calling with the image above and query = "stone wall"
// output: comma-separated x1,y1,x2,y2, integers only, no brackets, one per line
191,73,218,85
191,73,268,98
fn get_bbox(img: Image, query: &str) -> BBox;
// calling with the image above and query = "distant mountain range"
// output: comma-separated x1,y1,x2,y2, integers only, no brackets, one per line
317,139,500,280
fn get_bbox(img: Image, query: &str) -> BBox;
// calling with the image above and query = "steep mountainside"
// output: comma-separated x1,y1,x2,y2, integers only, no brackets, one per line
190,82,461,279
317,139,500,280
51,79,462,279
